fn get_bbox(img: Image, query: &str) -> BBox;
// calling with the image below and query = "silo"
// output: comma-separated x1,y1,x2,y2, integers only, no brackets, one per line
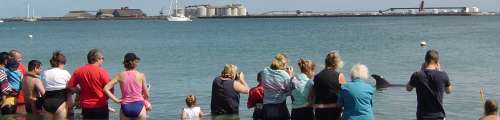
471,7,479,13
225,7,232,16
197,6,207,17
464,7,470,13
238,6,247,16
207,7,215,16
232,7,239,16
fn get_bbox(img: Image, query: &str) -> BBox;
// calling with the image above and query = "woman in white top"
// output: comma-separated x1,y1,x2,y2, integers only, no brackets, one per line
181,95,204,120
42,51,72,120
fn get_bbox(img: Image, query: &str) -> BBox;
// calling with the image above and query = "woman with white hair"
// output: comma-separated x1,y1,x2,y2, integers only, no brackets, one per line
338,64,375,120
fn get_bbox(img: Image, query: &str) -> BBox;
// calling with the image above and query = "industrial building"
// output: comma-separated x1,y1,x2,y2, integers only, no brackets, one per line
63,11,94,18
181,4,247,18
96,7,146,18
113,7,146,17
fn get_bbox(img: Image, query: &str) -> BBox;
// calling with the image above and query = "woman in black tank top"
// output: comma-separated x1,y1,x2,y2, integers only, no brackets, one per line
313,51,346,120
210,64,249,116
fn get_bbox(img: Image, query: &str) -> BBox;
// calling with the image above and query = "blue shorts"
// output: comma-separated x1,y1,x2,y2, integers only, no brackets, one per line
121,101,144,118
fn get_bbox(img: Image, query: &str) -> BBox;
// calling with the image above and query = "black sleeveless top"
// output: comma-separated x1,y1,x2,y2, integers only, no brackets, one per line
313,69,341,104
210,77,240,115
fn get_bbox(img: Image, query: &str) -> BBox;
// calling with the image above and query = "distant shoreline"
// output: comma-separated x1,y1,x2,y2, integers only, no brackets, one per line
2,13,499,22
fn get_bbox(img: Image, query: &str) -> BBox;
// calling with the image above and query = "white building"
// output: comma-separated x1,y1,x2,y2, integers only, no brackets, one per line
183,4,247,17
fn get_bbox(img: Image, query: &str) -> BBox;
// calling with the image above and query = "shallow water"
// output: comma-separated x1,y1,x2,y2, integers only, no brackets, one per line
1,16,500,119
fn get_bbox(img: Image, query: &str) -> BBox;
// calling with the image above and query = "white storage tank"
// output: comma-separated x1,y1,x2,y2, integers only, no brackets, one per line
238,6,247,16
207,7,215,16
225,7,232,16
197,6,207,17
471,7,479,13
464,7,470,13
232,7,239,16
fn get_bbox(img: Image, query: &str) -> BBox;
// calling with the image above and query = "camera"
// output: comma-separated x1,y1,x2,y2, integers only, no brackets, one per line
234,71,241,80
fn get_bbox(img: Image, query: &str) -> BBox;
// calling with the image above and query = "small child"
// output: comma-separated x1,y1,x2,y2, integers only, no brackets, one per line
2,59,22,95
247,71,265,120
480,99,500,120
1,59,23,114
181,95,204,120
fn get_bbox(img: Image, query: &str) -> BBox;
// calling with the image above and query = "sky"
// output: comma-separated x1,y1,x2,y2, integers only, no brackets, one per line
0,0,498,17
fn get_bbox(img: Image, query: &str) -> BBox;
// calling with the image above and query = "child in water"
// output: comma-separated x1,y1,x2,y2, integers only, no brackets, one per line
181,95,204,120
247,71,265,120
480,99,500,120
1,59,23,114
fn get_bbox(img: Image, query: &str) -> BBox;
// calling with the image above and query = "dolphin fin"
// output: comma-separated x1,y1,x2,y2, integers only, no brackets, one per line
371,74,391,88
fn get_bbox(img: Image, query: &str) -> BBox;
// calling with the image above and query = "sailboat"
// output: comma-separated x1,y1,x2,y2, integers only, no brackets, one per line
0,19,4,23
23,0,37,22
166,0,191,22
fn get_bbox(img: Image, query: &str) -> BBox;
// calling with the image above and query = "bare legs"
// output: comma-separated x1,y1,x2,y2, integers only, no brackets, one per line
42,102,67,120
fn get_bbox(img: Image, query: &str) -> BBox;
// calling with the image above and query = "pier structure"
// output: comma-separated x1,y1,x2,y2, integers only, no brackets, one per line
379,1,480,15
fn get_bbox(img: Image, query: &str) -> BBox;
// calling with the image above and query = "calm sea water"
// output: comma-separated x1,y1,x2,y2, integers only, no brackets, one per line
1,16,500,120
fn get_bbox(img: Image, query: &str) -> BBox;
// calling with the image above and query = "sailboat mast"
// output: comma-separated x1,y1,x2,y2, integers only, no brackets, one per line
175,0,179,16
27,0,30,18
168,0,173,16
175,0,178,12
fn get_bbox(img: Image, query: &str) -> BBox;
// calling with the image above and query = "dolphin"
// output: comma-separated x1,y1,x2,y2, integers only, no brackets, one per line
371,74,406,89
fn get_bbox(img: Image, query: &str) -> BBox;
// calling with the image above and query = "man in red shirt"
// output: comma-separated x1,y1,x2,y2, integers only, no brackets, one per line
247,71,265,120
9,49,27,114
67,48,111,119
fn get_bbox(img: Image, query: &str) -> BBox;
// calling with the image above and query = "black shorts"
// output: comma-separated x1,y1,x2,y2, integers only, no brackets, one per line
262,102,289,120
315,107,342,120
252,106,263,120
291,107,314,120
43,89,67,113
82,105,109,119
1,105,17,115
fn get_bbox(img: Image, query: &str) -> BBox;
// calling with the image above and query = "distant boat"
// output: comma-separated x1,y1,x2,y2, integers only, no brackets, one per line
23,18,37,22
166,0,191,22
0,20,4,23
23,1,37,22
167,15,191,22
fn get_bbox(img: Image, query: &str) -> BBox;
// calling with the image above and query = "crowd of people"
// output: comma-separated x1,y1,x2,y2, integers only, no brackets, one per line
201,49,500,120
0,48,498,120
0,49,151,120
